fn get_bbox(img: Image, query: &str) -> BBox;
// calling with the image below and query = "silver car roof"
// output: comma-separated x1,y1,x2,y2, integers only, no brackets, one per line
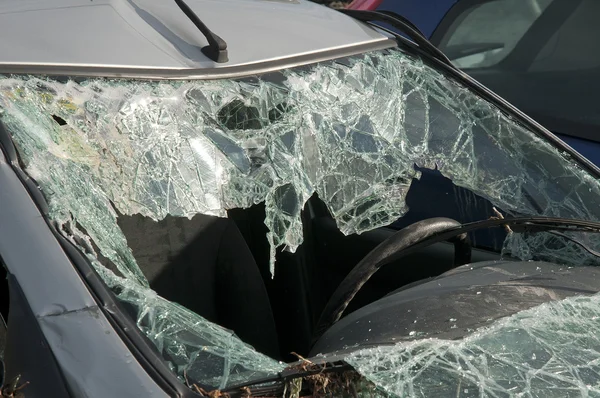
0,0,393,78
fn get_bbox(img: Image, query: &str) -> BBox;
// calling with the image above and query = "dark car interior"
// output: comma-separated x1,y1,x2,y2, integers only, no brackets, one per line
113,169,506,361
107,160,600,368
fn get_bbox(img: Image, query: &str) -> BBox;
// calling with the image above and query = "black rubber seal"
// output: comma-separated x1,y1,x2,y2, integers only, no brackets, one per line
0,122,17,165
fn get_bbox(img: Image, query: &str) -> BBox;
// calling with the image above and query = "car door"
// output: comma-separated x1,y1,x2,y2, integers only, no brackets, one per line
430,0,600,166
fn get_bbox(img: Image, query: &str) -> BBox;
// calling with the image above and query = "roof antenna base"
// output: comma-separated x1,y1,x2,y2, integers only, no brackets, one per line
201,46,229,64
174,0,229,64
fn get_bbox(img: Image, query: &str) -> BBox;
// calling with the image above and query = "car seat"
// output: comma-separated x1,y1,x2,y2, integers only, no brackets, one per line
116,213,280,358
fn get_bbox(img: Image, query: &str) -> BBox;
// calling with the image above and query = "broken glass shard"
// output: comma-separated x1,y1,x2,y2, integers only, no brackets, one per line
346,293,600,397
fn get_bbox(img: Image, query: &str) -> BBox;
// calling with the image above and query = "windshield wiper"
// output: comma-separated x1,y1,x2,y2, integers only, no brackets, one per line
479,216,600,234
495,217,600,258
412,216,600,259
339,9,453,68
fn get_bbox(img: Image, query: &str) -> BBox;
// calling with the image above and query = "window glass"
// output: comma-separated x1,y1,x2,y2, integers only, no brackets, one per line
529,1,600,72
435,0,600,141
4,46,600,390
441,0,552,68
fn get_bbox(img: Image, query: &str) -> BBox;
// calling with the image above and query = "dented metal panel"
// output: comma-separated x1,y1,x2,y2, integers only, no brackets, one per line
0,150,169,396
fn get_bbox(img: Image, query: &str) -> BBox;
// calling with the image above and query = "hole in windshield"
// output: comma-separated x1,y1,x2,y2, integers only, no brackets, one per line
51,114,67,126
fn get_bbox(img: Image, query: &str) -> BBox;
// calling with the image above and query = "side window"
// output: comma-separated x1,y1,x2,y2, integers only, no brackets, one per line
431,0,600,146
528,0,600,72
436,0,553,69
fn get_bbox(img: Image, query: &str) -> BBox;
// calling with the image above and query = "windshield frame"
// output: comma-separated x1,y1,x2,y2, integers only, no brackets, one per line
0,125,194,396
0,40,396,80
1,19,600,395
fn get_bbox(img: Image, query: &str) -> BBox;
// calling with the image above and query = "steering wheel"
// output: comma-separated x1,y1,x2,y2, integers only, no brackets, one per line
312,217,471,343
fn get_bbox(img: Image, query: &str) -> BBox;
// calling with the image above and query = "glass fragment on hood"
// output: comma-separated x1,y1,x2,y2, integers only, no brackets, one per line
2,47,600,389
345,293,600,397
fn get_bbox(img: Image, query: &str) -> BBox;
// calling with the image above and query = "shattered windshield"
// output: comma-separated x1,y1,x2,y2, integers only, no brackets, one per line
2,46,600,394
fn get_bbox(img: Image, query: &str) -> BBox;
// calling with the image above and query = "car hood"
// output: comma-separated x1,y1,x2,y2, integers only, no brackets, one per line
0,0,389,73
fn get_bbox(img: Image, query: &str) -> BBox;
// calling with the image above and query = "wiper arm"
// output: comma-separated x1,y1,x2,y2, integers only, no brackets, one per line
412,216,600,244
405,216,600,263
498,216,600,234
339,9,453,68
499,217,600,258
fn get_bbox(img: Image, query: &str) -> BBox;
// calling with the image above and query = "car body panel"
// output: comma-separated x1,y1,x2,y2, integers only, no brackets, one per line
0,0,388,71
348,0,457,37
312,260,600,355
0,149,168,397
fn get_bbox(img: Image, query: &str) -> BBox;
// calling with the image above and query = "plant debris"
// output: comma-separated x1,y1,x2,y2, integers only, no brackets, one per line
1,375,29,398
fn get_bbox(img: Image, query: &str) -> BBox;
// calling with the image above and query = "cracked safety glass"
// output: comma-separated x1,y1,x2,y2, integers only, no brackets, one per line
346,293,600,397
2,46,600,392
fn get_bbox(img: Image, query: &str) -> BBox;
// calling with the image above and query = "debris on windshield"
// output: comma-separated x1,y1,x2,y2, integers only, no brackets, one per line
277,358,387,398
491,206,512,233
345,293,600,397
1,374,29,398
2,45,600,390
191,386,229,398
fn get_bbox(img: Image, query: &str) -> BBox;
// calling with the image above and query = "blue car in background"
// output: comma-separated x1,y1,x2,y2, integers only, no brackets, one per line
348,0,600,166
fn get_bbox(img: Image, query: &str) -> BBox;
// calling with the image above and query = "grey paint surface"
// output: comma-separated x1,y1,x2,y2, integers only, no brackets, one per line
0,0,388,71
0,150,168,397
312,261,600,356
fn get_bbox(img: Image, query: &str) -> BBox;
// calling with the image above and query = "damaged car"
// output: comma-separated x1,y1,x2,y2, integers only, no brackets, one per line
1,0,600,397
